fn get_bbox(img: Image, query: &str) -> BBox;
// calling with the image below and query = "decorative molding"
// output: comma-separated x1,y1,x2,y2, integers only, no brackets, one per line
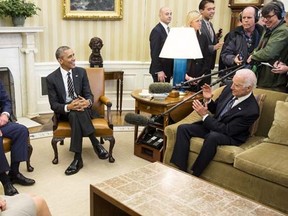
0,27,43,118
0,26,44,33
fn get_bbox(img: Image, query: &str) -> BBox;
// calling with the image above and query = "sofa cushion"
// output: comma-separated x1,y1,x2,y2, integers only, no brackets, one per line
234,143,288,188
249,94,266,136
264,101,288,146
190,136,264,164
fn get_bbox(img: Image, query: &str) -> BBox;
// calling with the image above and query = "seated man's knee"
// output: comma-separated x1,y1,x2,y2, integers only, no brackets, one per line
205,131,222,145
17,124,29,137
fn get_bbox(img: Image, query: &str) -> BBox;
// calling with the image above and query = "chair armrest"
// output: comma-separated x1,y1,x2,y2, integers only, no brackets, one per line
99,95,113,125
163,111,202,165
99,95,112,107
52,113,59,131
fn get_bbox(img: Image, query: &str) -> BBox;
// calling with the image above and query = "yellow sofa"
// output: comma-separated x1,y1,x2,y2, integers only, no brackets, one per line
164,87,288,213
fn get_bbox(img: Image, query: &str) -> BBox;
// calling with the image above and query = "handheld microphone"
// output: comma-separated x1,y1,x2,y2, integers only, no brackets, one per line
216,28,223,43
125,113,149,126
124,113,163,127
149,83,173,94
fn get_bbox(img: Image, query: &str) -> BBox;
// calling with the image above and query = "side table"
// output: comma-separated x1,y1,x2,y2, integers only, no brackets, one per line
131,90,200,162
104,71,124,115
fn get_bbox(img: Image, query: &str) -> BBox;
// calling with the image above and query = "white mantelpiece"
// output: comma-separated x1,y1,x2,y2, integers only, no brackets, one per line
0,27,43,118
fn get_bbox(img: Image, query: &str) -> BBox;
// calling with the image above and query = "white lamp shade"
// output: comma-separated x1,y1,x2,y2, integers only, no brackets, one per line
159,27,203,59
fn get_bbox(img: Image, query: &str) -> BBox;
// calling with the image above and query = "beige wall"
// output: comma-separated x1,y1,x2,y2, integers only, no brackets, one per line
18,0,231,63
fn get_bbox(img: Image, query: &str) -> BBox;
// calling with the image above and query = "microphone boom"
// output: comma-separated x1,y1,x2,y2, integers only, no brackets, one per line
175,64,242,88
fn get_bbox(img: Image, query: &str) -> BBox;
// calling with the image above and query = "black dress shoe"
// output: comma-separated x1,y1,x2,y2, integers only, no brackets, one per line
93,144,109,159
65,159,83,175
9,173,35,186
3,183,19,196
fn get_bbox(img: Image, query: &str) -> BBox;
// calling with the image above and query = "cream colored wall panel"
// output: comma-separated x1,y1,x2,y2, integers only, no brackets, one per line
24,0,231,63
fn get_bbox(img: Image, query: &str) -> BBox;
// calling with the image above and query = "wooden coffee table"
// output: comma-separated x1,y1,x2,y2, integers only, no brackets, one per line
90,162,284,216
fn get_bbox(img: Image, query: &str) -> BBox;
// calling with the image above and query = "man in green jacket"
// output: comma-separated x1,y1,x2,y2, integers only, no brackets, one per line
247,0,288,92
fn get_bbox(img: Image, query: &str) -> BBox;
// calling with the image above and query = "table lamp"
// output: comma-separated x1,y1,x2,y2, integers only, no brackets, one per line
159,27,203,88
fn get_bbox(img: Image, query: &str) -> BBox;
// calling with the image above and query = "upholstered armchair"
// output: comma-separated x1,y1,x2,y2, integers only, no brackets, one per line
0,67,34,172
3,138,34,172
51,68,115,164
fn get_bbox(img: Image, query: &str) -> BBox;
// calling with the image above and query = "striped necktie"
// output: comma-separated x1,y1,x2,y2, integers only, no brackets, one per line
67,72,76,99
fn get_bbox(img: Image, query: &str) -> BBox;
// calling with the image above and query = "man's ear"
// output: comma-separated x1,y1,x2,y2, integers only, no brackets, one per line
199,9,203,14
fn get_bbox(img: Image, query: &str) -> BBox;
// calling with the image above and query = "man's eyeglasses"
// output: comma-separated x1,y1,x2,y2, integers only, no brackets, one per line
262,14,276,20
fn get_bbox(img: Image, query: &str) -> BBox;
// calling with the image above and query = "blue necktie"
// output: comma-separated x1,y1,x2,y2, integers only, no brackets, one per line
218,97,236,119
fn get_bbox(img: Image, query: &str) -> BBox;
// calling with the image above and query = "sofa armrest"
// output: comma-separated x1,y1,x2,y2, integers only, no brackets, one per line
164,111,202,165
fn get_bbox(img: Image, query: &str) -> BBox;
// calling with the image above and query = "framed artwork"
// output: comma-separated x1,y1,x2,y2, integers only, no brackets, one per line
229,0,264,8
63,0,123,20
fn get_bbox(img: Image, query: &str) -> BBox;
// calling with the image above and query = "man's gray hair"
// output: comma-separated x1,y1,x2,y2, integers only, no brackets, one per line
55,46,71,60
235,68,257,88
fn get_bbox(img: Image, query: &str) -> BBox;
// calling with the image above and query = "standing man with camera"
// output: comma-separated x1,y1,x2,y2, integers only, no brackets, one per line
247,0,288,92
199,0,223,84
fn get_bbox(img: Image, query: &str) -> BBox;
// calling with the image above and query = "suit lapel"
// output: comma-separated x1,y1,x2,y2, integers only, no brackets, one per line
217,93,233,116
55,69,66,101
201,20,215,43
210,22,216,42
224,94,254,117
72,68,80,96
157,23,168,37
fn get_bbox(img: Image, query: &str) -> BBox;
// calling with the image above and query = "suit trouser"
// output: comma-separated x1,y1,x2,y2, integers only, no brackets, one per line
0,122,29,173
170,122,235,176
68,109,95,153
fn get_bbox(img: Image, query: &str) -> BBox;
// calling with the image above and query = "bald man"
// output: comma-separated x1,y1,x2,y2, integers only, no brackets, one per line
149,6,174,82
220,7,263,69
171,69,260,176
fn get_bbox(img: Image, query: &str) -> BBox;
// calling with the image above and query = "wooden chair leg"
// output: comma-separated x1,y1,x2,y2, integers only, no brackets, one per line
104,136,115,163
26,143,34,172
51,137,64,164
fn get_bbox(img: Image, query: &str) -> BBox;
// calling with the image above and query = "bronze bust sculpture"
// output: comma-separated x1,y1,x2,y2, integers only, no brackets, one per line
89,37,103,67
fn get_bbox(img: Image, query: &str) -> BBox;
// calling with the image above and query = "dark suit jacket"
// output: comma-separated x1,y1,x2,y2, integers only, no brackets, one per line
203,84,259,143
186,31,210,86
200,20,217,70
149,22,173,80
0,81,12,115
0,81,28,173
46,67,94,117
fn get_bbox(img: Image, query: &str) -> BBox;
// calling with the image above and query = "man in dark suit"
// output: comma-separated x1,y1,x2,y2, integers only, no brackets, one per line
0,82,35,196
170,69,259,176
199,0,223,84
46,46,108,176
149,6,174,82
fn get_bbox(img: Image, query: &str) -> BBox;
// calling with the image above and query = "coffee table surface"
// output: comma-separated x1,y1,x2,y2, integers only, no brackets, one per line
92,162,284,215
